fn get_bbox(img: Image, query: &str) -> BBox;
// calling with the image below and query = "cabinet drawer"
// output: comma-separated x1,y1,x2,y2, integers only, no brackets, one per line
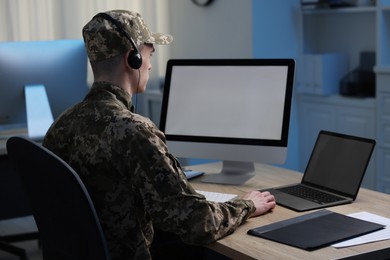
377,148,390,179
377,148,390,194
377,73,390,93
377,181,390,194
378,93,390,118
378,119,390,147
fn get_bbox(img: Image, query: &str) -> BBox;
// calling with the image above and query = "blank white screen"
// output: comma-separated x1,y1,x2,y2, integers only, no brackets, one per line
164,66,288,140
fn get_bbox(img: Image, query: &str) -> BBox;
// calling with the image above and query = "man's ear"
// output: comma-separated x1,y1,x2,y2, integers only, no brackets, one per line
123,50,132,69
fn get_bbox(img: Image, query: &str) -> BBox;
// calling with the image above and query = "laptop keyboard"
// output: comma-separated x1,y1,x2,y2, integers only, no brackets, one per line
276,185,344,204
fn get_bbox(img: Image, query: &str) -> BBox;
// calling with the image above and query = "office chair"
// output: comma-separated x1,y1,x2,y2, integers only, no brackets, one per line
6,137,111,260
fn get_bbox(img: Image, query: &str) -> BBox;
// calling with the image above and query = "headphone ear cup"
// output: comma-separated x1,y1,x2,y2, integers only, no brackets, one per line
127,50,142,69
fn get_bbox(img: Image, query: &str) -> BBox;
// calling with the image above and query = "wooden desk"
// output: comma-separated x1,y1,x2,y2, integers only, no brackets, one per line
189,162,390,260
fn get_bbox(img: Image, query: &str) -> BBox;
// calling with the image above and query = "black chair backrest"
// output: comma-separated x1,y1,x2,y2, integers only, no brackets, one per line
6,137,111,260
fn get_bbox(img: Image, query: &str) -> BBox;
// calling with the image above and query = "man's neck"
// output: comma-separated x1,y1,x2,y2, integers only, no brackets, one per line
94,74,132,95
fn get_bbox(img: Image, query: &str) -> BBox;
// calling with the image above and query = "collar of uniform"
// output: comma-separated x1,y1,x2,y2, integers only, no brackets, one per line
89,81,133,110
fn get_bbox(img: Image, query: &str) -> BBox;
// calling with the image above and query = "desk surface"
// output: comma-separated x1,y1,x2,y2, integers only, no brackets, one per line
0,127,28,155
189,162,390,260
0,139,9,155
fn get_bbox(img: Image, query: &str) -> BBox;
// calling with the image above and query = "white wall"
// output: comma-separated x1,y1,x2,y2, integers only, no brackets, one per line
0,0,171,93
0,0,143,41
166,0,253,59
0,0,253,86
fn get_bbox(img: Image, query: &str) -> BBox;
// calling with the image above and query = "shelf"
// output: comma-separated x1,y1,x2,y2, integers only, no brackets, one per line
298,94,376,108
302,6,376,15
374,66,390,74
378,0,390,8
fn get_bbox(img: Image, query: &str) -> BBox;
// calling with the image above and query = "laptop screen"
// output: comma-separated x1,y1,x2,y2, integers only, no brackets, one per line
302,131,375,198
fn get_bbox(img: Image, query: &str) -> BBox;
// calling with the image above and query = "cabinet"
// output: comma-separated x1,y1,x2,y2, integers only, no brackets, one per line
376,72,390,193
297,1,390,193
376,1,390,194
298,95,376,189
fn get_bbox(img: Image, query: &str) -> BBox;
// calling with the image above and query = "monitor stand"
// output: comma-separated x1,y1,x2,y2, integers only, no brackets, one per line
25,84,54,140
201,160,255,185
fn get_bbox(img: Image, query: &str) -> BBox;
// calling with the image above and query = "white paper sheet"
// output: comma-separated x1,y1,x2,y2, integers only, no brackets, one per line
332,211,390,248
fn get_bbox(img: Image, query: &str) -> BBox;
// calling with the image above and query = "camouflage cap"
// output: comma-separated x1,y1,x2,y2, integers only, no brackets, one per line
82,10,173,62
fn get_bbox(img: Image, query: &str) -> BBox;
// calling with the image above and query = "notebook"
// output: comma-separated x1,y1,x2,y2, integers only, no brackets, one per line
247,209,384,251
265,130,376,212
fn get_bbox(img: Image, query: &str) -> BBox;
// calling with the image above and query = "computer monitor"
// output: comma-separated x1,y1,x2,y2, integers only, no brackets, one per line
0,39,88,138
159,59,295,185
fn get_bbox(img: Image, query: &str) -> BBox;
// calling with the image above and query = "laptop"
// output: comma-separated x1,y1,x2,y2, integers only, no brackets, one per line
265,130,376,212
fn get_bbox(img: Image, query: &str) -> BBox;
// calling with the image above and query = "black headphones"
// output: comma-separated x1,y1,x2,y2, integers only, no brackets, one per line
93,12,142,69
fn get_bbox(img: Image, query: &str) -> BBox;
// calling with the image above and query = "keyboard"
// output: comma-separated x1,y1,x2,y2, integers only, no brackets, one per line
196,190,237,203
276,185,344,204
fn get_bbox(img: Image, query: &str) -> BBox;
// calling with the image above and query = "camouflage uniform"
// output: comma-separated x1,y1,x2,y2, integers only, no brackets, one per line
43,10,256,260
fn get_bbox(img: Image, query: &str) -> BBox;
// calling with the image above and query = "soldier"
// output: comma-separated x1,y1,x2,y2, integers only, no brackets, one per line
43,10,276,260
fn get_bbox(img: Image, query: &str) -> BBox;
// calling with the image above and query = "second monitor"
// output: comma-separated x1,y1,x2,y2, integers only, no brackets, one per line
159,59,295,185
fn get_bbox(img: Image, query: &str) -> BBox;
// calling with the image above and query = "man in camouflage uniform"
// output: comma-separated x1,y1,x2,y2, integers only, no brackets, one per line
43,10,276,260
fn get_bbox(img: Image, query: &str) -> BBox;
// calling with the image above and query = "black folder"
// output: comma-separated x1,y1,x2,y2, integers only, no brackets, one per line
247,209,384,251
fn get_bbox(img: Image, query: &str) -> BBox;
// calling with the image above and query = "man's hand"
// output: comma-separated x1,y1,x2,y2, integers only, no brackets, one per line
242,190,276,217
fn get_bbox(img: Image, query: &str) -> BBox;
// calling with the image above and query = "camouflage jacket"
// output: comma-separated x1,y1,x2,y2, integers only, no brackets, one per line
43,82,255,260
